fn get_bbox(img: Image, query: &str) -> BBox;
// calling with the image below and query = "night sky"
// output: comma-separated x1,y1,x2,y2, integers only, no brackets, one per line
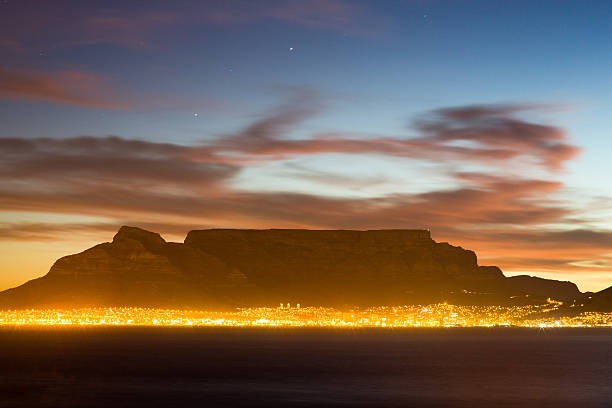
1,0,611,291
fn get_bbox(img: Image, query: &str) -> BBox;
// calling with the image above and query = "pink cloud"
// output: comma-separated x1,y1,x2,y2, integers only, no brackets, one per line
0,98,607,288
0,67,215,110
204,93,579,173
0,68,119,108
0,0,386,56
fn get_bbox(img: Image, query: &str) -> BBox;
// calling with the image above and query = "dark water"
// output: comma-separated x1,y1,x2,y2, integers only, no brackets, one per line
0,328,610,407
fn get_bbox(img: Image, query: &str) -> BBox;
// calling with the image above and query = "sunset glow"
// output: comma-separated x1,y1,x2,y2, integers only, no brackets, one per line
1,1,612,293
2,4,612,407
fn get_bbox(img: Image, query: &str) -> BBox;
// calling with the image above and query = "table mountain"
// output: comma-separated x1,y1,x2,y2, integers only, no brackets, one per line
0,226,582,309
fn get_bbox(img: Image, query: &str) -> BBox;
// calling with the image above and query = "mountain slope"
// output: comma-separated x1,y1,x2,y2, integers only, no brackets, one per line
571,285,612,312
0,226,582,309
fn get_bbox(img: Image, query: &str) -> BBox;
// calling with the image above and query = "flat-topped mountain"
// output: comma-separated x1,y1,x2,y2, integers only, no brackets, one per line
0,226,582,309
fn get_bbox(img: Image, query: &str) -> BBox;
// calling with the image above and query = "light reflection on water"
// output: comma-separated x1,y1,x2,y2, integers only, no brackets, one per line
0,327,610,407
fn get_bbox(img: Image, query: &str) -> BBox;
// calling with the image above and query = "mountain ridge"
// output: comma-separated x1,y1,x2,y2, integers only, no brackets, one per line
0,226,583,309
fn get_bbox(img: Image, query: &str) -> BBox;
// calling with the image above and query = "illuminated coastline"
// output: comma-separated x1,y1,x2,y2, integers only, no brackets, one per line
0,304,610,328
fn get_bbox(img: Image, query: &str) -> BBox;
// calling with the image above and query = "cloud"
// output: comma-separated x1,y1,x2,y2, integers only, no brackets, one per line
0,67,215,110
0,97,609,288
0,222,120,242
414,105,581,171
0,136,238,192
0,3,178,51
2,181,608,283
203,0,388,36
0,0,385,55
0,176,574,230
206,95,579,173
0,96,581,223
67,10,178,49
0,39,23,52
0,68,120,108
428,227,612,280
0,220,202,242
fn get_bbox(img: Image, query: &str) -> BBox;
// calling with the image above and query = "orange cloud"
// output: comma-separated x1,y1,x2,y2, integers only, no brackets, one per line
0,99,608,290
206,94,579,172
0,68,121,108
0,67,214,110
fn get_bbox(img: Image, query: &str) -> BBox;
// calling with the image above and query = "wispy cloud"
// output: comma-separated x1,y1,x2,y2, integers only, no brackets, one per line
200,0,388,37
414,105,580,171
0,68,120,108
0,136,238,190
204,91,579,173
0,67,215,110
0,4,178,51
0,94,609,287
0,0,386,55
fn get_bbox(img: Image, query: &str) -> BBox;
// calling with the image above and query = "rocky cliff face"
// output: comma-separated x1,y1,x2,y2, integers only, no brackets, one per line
0,226,582,309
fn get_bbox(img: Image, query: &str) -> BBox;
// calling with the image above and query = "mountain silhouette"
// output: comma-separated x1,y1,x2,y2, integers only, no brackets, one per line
0,226,583,309
570,285,612,312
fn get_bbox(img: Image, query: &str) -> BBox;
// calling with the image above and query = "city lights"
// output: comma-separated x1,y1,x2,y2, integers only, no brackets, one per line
0,304,610,328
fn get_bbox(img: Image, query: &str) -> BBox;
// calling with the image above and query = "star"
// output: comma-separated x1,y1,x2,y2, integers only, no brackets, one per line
194,113,199,117
289,47,294,52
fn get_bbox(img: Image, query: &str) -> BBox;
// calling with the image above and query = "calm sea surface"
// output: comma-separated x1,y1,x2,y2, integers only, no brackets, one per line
0,327,610,407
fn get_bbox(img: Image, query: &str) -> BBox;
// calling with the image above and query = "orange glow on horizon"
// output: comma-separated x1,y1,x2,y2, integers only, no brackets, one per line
1,305,610,328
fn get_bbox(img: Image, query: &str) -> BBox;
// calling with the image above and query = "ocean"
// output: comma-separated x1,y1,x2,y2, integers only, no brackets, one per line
0,327,610,407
